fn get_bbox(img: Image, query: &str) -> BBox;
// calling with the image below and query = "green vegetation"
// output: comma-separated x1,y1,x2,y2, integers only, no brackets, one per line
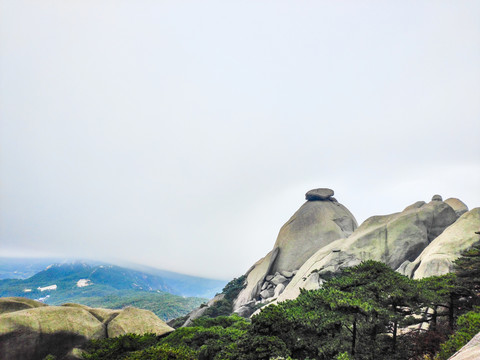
199,275,246,318
81,241,480,360
82,315,250,360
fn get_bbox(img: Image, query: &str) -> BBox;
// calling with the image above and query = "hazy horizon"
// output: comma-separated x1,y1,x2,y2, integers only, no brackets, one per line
1,1,479,279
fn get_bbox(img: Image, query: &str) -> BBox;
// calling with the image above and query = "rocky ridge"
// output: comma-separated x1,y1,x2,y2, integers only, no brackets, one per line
187,189,478,322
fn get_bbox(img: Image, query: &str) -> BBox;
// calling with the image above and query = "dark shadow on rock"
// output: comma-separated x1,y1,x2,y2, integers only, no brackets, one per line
0,325,88,360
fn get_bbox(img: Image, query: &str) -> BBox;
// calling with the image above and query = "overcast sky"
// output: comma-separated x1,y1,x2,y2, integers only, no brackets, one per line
1,1,479,279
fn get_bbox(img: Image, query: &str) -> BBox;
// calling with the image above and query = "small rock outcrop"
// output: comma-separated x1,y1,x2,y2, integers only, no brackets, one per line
0,305,104,360
0,298,174,360
305,188,334,201
233,188,357,317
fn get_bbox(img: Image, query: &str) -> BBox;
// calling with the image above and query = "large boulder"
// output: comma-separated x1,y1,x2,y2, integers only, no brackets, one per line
107,307,174,337
399,208,480,279
0,306,104,360
0,298,174,360
275,197,460,303
233,188,357,314
61,303,121,324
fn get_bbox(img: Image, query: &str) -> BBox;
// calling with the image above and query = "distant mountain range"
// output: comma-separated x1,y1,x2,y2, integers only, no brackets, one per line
0,259,227,320
0,257,66,280
0,258,225,298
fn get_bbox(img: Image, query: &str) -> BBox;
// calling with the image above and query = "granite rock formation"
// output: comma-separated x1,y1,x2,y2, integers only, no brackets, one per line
399,207,480,279
232,188,358,317
0,298,174,360
181,190,477,324
275,197,463,303
444,197,469,217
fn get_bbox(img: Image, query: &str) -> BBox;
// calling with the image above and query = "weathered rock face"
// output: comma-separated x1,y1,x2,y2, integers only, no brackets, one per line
271,196,357,273
399,208,480,279
233,188,357,316
233,249,279,314
274,197,460,303
180,293,225,327
0,306,104,360
349,199,458,268
108,307,173,338
0,298,174,360
444,198,469,217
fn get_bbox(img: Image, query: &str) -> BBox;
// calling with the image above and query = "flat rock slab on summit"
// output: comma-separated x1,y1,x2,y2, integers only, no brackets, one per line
305,188,334,201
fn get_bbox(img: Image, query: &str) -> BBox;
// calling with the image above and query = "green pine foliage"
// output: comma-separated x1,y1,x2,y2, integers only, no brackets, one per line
82,333,159,360
234,261,424,360
453,241,480,308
